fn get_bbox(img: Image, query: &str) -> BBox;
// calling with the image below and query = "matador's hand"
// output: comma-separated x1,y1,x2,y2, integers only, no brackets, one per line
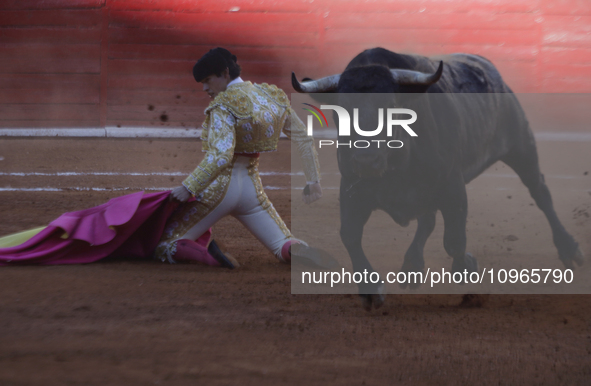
302,182,322,204
170,186,192,203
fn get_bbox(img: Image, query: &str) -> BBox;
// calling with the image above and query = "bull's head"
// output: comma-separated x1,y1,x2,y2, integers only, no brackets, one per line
292,61,442,93
293,62,443,178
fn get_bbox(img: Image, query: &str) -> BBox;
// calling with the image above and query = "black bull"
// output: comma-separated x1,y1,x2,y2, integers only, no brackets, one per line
292,47,583,310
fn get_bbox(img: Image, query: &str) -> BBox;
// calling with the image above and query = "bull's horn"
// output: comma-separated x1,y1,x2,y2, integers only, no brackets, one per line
390,61,443,86
291,72,341,93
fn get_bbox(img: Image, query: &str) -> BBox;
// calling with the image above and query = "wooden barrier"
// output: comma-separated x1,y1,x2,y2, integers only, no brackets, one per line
1,0,590,134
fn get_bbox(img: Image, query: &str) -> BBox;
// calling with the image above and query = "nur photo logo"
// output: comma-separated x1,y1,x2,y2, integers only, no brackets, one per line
302,102,418,149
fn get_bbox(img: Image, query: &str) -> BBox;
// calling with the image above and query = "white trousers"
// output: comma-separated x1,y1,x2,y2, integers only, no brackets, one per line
156,156,297,262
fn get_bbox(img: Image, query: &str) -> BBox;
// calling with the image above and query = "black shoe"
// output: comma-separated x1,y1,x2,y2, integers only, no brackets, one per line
289,244,339,270
208,240,239,269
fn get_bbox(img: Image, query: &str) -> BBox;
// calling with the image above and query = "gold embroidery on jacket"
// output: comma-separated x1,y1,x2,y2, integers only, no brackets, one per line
156,80,320,262
183,108,236,196
201,81,320,182
204,82,284,154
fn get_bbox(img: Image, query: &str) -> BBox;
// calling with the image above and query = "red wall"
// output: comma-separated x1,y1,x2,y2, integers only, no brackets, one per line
1,0,590,132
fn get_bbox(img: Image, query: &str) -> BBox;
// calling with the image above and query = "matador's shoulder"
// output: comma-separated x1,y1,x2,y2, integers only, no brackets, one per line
205,81,291,118
253,83,290,107
205,82,254,119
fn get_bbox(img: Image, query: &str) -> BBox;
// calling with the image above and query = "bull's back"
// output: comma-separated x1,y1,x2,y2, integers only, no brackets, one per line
433,54,530,182
431,53,510,94
349,48,529,182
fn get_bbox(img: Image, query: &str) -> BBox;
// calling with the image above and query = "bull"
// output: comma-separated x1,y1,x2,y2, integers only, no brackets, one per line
292,47,584,311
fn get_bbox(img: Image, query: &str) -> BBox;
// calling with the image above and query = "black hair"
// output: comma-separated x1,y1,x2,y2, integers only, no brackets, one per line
193,47,241,82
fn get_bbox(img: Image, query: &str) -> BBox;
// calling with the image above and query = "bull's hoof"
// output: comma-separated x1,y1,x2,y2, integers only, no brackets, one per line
559,242,584,269
459,294,489,308
564,247,585,269
451,253,478,285
574,247,585,266
359,293,386,312
360,295,372,311
399,259,425,290
358,283,385,311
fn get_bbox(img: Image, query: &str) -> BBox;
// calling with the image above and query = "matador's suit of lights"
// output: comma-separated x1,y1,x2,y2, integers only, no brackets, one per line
154,49,320,265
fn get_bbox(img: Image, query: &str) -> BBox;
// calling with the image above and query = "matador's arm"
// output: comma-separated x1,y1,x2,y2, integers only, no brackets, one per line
282,107,321,184
182,108,236,196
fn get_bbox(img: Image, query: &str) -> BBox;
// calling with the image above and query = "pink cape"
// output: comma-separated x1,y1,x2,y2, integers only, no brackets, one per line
0,191,209,265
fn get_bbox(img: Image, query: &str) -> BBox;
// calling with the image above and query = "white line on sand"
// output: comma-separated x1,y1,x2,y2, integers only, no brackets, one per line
0,186,345,192
0,128,589,141
0,171,586,179
0,171,302,177
2,186,587,193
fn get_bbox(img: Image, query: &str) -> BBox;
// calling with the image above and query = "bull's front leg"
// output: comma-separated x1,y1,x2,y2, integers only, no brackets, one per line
339,179,384,311
399,211,437,289
437,171,478,278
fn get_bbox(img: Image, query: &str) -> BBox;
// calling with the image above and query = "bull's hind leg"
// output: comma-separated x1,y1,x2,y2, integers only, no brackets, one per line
501,144,583,268
399,211,436,289
438,170,478,278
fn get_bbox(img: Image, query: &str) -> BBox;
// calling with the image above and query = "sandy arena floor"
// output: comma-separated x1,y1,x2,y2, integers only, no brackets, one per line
0,138,590,385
